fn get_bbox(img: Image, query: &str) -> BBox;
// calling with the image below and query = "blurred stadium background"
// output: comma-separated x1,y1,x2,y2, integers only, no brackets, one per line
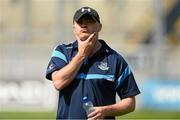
0,0,180,119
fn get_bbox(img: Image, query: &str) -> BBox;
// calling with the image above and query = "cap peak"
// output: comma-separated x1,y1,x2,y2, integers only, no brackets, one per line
73,6,100,23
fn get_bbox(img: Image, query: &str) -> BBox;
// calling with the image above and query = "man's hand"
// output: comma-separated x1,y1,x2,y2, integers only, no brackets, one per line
87,97,136,119
77,32,97,57
87,106,105,120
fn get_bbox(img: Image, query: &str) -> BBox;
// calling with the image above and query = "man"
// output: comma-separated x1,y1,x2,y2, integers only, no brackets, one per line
46,6,140,119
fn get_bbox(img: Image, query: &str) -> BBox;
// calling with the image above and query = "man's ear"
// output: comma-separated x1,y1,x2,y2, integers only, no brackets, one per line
72,23,75,31
98,23,102,32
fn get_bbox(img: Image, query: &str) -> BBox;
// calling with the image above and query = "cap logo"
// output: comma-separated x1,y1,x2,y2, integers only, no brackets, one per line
81,8,91,12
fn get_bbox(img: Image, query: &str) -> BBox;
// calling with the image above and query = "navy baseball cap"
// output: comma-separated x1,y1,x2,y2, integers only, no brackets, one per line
73,6,100,23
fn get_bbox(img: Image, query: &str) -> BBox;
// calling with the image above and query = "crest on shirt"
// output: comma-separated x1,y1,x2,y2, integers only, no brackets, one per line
98,62,109,71
48,63,54,70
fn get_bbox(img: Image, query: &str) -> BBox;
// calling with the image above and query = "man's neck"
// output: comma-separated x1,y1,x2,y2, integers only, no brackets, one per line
89,39,102,57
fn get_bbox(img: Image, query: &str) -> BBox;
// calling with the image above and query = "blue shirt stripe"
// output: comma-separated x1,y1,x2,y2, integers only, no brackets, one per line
52,50,67,63
115,66,132,89
76,73,114,81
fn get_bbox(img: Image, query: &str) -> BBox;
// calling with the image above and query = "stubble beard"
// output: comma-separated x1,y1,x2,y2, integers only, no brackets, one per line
79,33,91,41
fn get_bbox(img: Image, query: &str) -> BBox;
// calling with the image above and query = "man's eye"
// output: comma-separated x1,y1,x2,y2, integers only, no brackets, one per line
77,20,83,24
77,18,95,25
86,19,94,23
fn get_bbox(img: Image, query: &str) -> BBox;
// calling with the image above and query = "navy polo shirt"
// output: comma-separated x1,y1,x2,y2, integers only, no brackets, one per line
46,40,140,119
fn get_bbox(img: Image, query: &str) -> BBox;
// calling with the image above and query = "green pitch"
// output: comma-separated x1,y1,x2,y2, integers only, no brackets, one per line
0,111,56,120
118,110,180,119
0,110,180,119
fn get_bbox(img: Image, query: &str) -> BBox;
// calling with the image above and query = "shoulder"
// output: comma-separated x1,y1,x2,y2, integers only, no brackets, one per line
53,42,75,51
102,40,124,60
101,40,128,64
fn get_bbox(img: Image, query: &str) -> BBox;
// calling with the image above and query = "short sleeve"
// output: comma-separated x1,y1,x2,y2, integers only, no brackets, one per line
114,55,140,99
46,45,68,80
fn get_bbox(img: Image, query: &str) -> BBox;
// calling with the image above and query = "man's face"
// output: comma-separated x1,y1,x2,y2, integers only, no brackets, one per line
73,14,101,41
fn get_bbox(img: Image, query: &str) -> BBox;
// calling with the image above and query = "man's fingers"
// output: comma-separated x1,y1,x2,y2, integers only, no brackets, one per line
88,110,97,118
87,32,96,42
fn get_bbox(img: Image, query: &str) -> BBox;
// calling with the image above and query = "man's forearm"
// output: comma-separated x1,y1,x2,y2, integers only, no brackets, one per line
52,53,85,90
103,97,135,117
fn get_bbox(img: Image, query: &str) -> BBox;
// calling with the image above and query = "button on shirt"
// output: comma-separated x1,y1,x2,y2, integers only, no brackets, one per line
46,40,140,119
